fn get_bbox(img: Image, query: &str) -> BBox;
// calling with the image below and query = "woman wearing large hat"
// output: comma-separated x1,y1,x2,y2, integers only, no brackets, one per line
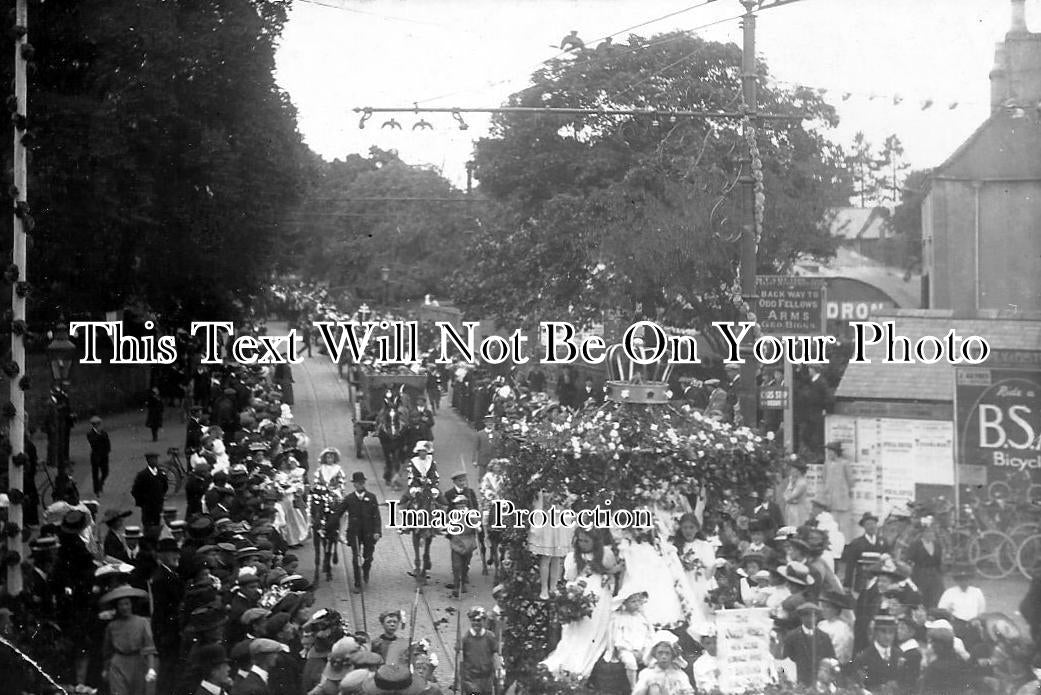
782,457,811,527
100,585,156,695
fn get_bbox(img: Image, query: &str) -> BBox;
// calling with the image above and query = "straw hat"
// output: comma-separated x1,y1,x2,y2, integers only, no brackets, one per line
100,585,149,605
359,665,428,695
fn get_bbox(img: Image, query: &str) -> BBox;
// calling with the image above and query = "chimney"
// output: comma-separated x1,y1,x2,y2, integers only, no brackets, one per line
1011,0,1028,34
991,0,1041,111
991,43,1009,110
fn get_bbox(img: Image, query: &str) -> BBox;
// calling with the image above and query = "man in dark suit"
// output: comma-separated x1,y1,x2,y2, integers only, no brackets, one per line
86,416,111,495
231,638,287,695
131,452,169,529
580,378,602,406
748,486,785,542
780,603,835,686
852,614,901,691
186,405,206,454
340,471,381,594
842,512,889,591
152,537,186,694
192,644,232,695
472,416,501,480
444,470,481,588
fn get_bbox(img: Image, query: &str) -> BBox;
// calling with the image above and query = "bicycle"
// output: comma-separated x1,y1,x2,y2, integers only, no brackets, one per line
159,447,188,494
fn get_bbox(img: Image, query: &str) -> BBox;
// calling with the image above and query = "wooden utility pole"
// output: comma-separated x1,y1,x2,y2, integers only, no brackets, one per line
737,0,760,428
8,0,28,596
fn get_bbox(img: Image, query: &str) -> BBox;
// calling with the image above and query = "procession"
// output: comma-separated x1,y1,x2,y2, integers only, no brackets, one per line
1,1,1041,694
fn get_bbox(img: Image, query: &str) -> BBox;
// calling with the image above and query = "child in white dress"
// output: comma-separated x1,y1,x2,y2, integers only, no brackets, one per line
608,589,654,690
632,631,695,695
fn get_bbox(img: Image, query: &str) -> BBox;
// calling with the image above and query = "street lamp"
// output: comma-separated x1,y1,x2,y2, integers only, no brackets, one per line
380,265,391,306
46,322,76,473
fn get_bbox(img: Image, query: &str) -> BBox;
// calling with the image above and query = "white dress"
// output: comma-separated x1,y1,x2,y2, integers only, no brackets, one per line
615,532,689,630
527,491,574,558
276,467,310,546
632,664,695,695
540,549,617,679
677,538,717,632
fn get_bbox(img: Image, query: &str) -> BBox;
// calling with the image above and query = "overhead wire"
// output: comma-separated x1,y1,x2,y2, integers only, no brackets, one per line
411,0,729,106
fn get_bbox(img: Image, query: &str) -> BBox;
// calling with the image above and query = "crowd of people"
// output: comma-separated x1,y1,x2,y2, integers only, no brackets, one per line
0,315,496,695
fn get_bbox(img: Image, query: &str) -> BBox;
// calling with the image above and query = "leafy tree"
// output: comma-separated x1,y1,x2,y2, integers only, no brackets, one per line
291,148,480,305
887,167,931,271
10,0,309,322
454,32,850,330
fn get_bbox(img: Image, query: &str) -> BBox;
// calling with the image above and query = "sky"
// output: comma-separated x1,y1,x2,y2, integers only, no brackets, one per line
274,0,1031,189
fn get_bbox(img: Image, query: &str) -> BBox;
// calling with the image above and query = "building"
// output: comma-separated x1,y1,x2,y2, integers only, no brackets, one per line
921,0,1041,313
828,309,1041,517
827,206,893,259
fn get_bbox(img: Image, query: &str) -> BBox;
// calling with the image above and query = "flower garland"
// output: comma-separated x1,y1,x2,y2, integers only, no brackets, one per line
495,398,783,693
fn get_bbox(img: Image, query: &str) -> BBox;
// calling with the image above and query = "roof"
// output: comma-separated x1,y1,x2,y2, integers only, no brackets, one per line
793,247,921,309
827,207,890,240
929,109,1041,182
835,309,1041,402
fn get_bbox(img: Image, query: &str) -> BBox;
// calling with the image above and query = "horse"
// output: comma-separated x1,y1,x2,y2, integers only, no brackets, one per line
399,485,446,582
377,388,411,488
309,480,346,584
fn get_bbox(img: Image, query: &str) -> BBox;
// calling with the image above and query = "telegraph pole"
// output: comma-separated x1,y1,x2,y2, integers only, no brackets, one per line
738,0,760,428
7,0,28,596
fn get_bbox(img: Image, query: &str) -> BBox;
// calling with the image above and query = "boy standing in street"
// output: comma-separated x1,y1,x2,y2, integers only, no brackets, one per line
458,606,502,695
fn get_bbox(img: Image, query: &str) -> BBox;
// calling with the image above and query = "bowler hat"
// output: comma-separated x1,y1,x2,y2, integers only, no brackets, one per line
187,606,228,633
60,510,88,534
192,644,230,671
820,590,854,610
102,509,132,526
144,452,159,461
157,538,180,554
859,512,879,526
351,471,367,483
825,440,844,455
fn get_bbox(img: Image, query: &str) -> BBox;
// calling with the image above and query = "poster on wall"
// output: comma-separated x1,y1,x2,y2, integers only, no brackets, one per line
955,365,1041,491
825,415,955,516
715,608,775,694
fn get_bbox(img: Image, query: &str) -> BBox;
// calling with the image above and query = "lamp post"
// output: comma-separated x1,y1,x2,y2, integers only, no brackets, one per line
46,322,76,474
380,265,391,307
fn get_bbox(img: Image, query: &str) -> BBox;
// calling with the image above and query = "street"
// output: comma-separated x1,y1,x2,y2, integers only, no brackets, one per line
58,322,488,687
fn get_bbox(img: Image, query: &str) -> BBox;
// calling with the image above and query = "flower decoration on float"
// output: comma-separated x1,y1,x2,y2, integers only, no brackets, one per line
491,332,783,691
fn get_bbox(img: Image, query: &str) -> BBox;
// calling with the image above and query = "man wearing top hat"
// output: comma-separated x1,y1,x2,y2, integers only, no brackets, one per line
852,613,902,690
86,415,111,496
339,470,381,593
842,512,889,592
132,452,169,529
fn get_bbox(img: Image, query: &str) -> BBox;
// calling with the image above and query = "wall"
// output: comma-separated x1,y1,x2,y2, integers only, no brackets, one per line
926,177,1041,312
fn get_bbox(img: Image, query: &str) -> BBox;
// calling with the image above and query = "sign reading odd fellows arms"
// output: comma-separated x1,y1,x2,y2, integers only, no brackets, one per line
955,350,1041,488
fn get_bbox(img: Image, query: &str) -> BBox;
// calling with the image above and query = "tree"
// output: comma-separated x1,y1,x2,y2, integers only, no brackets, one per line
845,132,908,207
290,148,480,304
888,167,931,271
12,0,309,322
454,32,850,330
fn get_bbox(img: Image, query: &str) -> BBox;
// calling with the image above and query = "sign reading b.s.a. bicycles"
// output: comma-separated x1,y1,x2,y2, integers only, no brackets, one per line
955,354,1041,486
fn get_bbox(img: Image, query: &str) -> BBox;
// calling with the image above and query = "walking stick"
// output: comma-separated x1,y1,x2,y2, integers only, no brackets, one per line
454,601,463,695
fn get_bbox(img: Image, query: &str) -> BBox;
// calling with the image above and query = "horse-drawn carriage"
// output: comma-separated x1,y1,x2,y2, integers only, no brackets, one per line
348,366,429,458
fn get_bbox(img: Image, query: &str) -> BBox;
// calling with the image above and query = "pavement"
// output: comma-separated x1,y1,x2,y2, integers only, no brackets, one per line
46,321,488,689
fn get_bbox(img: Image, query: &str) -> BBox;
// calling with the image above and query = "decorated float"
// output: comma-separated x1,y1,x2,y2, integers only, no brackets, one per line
494,342,785,694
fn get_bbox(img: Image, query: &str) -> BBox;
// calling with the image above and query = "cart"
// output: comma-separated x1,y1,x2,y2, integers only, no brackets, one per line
348,367,429,458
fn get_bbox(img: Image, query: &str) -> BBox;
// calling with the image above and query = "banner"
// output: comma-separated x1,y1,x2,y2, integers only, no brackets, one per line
715,608,775,694
955,366,1041,489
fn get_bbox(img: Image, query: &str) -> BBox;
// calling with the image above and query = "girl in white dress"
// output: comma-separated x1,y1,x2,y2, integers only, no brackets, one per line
632,631,695,695
540,528,620,680
613,520,689,630
672,513,716,637
276,455,310,546
528,489,576,600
